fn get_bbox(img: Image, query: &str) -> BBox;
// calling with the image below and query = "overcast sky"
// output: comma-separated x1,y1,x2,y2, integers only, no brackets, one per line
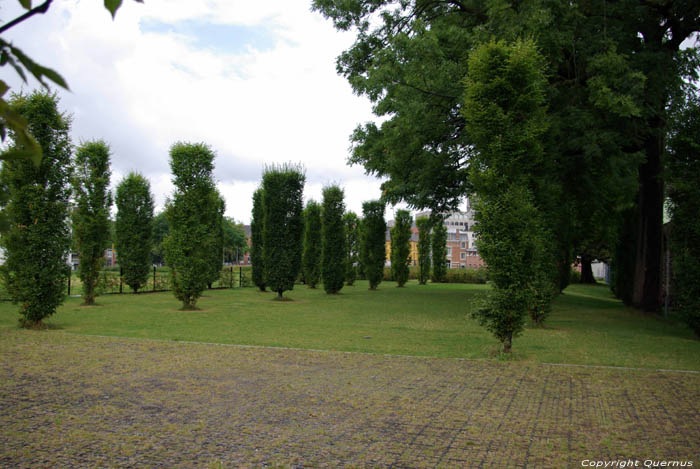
2,0,400,223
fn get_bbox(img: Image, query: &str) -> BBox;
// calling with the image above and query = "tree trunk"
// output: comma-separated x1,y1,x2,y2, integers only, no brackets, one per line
580,254,596,284
502,333,512,353
632,118,664,312
277,290,283,300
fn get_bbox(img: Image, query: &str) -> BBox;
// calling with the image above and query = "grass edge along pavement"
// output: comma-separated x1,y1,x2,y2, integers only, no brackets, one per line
0,281,698,371
0,330,698,468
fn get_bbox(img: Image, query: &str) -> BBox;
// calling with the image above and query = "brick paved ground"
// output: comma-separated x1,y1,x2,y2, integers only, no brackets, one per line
1,330,698,468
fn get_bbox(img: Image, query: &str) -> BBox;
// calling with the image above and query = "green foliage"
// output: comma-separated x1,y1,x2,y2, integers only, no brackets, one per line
416,217,431,285
343,211,360,285
163,142,219,309
321,185,346,294
464,40,555,351
570,269,582,285
361,200,386,290
250,188,266,292
115,173,154,293
302,200,322,288
222,218,247,264
0,91,72,326
390,209,411,287
262,164,305,299
150,211,168,266
204,190,225,287
72,140,113,305
668,96,700,337
431,221,447,283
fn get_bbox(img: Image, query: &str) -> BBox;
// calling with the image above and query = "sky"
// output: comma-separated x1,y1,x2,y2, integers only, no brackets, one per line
2,0,401,224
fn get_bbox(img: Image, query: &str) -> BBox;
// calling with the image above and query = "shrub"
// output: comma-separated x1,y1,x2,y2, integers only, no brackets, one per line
321,186,346,294
302,200,322,288
390,209,412,287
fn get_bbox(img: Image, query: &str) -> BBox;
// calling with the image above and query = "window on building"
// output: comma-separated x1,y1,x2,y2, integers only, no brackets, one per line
460,252,466,260
460,241,466,249
447,247,452,257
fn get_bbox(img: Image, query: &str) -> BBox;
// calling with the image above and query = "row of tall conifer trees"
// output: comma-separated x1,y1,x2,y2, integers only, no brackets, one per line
250,167,451,298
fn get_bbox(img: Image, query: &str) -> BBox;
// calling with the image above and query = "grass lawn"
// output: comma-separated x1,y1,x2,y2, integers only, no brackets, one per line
0,280,698,371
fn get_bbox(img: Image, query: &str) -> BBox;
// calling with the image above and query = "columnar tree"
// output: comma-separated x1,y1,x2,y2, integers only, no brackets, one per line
416,216,431,285
164,142,219,310
431,221,447,283
464,40,555,352
115,172,154,293
343,211,360,285
0,91,72,327
321,185,346,294
390,209,412,287
361,200,386,290
72,140,113,305
204,189,225,288
250,188,266,291
302,200,322,288
262,164,305,300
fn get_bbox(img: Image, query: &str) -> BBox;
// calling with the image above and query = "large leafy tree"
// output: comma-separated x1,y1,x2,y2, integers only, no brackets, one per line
164,142,219,310
250,188,266,292
416,216,431,285
72,140,113,305
302,200,322,288
321,185,346,294
361,200,386,290
262,164,305,300
667,94,700,337
343,211,360,285
115,172,154,293
0,91,72,327
390,209,412,287
313,0,700,312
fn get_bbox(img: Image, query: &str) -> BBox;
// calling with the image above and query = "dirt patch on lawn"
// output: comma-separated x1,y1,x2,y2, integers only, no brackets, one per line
0,330,698,468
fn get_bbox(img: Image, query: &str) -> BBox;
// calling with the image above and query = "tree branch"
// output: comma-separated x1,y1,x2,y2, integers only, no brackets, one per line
0,0,53,35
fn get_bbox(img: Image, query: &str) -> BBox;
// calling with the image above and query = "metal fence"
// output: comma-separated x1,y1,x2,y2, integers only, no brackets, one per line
0,266,252,300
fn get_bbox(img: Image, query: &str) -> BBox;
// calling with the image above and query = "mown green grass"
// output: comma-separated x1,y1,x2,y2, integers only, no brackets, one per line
0,280,698,370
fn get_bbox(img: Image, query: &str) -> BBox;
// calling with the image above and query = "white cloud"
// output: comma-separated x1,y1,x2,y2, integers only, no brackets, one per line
3,0,384,223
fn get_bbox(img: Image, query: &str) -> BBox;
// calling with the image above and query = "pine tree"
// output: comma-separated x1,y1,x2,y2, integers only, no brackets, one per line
302,200,322,288
72,140,113,305
115,172,154,293
262,164,305,300
0,91,72,326
416,216,431,285
321,185,346,294
250,188,266,291
343,211,360,285
361,200,386,290
390,209,412,287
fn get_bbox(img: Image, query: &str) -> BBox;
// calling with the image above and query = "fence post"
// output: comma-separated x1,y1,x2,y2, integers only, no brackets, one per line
119,266,123,294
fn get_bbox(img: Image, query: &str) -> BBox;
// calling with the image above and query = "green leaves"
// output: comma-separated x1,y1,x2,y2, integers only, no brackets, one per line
104,0,144,19
390,209,411,287
18,0,32,10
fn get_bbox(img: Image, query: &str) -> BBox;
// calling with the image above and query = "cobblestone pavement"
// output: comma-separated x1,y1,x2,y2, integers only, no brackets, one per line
1,330,698,468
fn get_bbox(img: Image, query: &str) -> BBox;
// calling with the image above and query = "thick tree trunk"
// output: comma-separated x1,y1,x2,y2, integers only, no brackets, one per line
632,118,664,312
580,254,596,284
